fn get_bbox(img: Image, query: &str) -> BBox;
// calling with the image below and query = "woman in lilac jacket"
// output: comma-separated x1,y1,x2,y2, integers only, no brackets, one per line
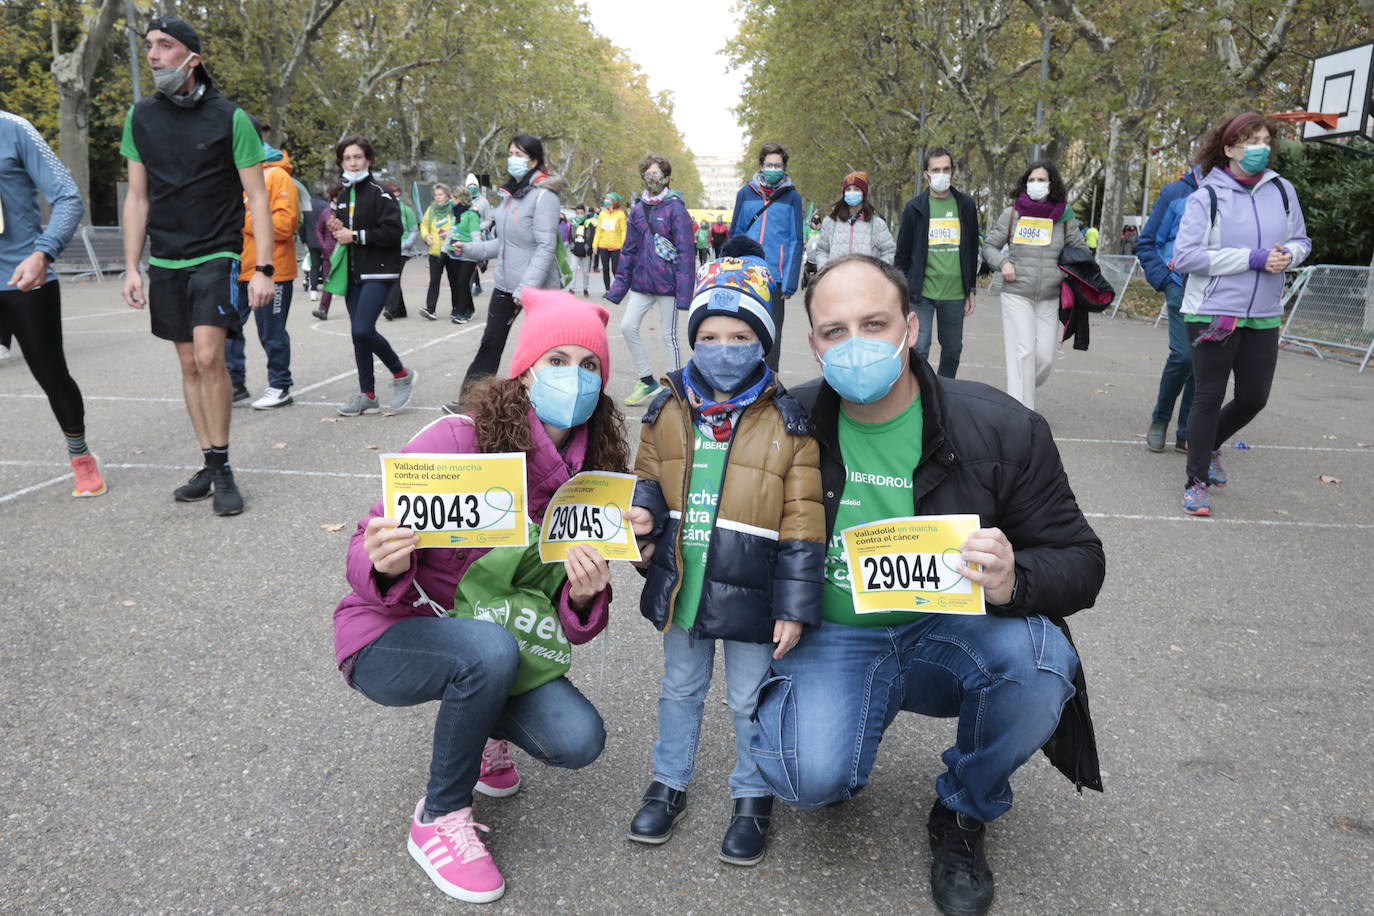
333,291,630,901
1171,111,1310,517
604,153,696,407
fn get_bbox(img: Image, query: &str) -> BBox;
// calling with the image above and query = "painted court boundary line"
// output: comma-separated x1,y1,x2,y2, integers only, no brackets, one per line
291,322,485,396
0,393,440,411
1057,437,1373,454
1083,511,1374,531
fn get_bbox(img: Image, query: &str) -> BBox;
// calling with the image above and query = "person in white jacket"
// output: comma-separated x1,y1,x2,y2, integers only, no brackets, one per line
813,171,896,270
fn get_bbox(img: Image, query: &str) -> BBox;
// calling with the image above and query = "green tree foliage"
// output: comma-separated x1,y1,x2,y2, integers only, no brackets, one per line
1276,140,1374,264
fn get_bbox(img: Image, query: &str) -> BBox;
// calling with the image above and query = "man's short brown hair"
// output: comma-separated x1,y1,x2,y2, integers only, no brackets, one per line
803,255,910,323
757,141,789,167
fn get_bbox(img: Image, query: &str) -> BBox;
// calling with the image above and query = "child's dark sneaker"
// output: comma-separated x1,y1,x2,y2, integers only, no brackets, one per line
719,796,772,866
628,780,688,844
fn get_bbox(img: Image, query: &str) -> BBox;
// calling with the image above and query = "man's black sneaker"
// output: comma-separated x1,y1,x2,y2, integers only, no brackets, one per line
927,801,995,916
173,467,214,502
232,384,251,405
211,467,244,516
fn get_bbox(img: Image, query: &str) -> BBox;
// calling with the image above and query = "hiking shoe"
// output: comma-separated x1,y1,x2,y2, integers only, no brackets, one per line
1174,438,1188,454
624,380,662,407
407,799,505,903
251,387,293,410
1208,450,1228,487
211,467,243,516
389,369,417,410
1183,481,1211,517
311,308,328,321
421,309,438,321
720,796,773,866
70,453,107,497
441,400,463,416
232,383,251,405
338,393,380,417
628,780,688,844
475,739,521,798
928,801,995,916
173,467,214,502
1146,421,1167,453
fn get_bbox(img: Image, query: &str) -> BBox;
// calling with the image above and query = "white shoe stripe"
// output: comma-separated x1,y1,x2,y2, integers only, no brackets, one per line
431,855,454,868
421,836,440,853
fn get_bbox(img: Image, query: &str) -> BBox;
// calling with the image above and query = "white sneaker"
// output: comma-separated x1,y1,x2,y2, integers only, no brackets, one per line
0,344,14,363
251,386,293,410
309,290,319,301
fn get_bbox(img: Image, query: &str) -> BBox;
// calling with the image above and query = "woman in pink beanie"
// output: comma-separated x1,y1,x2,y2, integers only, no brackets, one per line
332,288,630,902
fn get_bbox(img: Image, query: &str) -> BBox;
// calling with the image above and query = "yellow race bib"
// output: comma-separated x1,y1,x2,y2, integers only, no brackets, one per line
1012,216,1054,247
381,452,528,549
842,515,986,616
928,218,960,246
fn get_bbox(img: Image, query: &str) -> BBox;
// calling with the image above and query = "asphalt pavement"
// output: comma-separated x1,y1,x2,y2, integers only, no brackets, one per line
2,261,1371,914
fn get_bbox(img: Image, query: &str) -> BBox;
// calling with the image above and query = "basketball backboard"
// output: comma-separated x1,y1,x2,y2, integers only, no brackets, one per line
1302,41,1374,142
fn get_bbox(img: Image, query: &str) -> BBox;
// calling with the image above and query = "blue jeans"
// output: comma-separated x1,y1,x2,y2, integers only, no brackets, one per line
351,616,605,820
652,626,774,798
912,296,966,378
751,614,1077,823
344,280,403,394
226,281,293,389
1150,281,1193,443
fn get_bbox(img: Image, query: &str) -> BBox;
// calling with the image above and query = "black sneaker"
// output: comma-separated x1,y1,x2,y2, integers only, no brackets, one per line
719,796,772,866
1146,420,1167,452
211,467,244,516
232,384,251,405
927,801,995,916
628,781,688,845
173,467,214,502
311,308,328,321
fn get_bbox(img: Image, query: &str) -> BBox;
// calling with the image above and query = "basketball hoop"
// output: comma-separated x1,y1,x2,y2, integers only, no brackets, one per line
1270,111,1343,130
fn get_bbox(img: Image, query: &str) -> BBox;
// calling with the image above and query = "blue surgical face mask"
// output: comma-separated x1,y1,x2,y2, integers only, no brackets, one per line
692,342,765,394
341,169,370,185
1239,144,1270,174
843,189,863,207
528,365,602,429
819,335,907,404
507,155,531,180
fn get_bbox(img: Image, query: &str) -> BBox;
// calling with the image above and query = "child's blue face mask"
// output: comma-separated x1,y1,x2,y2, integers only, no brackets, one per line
692,342,764,394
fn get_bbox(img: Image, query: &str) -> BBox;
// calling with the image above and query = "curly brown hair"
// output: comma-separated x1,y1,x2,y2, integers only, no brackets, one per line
462,377,630,473
1194,111,1279,175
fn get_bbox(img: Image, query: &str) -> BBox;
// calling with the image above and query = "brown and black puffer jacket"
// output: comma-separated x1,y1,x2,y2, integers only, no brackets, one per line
632,369,826,643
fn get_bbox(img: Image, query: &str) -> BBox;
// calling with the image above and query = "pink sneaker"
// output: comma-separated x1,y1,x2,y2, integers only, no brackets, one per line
475,739,521,798
407,800,505,903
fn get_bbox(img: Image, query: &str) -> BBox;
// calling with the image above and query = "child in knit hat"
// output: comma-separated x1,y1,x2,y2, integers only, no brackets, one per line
622,257,826,866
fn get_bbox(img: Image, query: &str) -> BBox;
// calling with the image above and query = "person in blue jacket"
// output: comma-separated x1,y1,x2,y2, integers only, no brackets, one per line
729,141,803,371
1137,165,1203,454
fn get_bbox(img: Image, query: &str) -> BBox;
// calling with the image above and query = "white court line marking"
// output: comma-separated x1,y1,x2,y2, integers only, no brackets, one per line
1084,511,1374,531
62,308,139,322
0,459,380,481
292,323,484,396
1057,436,1373,454
0,473,71,504
0,393,441,410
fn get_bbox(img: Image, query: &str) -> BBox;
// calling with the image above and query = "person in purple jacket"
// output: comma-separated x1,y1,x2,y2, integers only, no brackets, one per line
605,153,696,407
333,290,630,901
1171,111,1310,517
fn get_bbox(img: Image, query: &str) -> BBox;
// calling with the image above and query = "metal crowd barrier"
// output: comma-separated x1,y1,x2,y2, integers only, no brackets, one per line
1098,254,1138,319
50,226,144,283
1279,264,1374,373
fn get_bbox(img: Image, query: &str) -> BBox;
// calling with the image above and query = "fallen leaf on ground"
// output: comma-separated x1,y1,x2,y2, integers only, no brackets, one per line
133,449,145,455
320,417,340,423
1133,433,1147,439
365,445,379,450
1093,389,1107,394
1358,442,1371,448
272,442,287,449
320,523,346,531
1318,475,1342,484
1323,435,1338,440
121,600,137,607
1169,645,1184,653
381,411,397,417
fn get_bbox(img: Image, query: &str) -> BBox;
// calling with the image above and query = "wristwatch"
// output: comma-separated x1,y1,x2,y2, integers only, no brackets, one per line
257,263,275,278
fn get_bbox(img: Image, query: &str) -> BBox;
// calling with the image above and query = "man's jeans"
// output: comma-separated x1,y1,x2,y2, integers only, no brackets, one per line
652,626,774,798
1151,281,1193,443
351,616,605,820
226,280,293,389
913,296,966,378
751,614,1077,823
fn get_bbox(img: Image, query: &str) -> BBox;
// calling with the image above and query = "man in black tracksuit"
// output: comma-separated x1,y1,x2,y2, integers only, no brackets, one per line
750,255,1104,916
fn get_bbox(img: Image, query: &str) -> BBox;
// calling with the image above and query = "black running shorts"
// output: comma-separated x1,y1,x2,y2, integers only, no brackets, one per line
147,257,243,342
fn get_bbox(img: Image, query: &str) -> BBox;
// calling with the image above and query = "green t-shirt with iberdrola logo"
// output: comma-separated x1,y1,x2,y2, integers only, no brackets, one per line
672,426,732,631
822,395,926,627
921,194,964,301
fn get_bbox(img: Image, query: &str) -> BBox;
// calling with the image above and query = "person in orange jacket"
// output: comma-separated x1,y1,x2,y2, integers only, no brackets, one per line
226,117,300,409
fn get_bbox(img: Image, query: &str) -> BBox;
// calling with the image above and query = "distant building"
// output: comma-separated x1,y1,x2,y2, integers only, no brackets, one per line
696,155,744,209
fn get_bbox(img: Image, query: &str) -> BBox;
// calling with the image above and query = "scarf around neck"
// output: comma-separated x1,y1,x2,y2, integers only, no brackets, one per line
683,362,773,442
1014,192,1069,221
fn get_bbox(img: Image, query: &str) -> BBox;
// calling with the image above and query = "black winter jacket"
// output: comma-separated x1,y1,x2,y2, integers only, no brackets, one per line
330,174,403,282
1057,246,1115,352
893,187,981,300
793,353,1105,792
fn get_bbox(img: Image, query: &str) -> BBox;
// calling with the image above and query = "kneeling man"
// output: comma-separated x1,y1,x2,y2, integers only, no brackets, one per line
752,255,1104,916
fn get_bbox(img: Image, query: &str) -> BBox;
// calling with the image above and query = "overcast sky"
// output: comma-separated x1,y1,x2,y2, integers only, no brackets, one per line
581,0,747,159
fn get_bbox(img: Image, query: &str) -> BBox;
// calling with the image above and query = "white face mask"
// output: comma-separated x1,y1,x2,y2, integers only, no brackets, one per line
928,173,951,193
1025,180,1051,201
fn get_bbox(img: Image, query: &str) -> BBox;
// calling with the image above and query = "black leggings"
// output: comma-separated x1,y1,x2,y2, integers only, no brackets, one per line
1184,322,1278,485
0,282,85,435
599,249,620,289
345,280,404,394
462,288,519,389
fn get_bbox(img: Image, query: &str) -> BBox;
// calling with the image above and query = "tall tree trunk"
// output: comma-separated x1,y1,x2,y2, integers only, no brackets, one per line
1098,115,1128,255
50,0,122,224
